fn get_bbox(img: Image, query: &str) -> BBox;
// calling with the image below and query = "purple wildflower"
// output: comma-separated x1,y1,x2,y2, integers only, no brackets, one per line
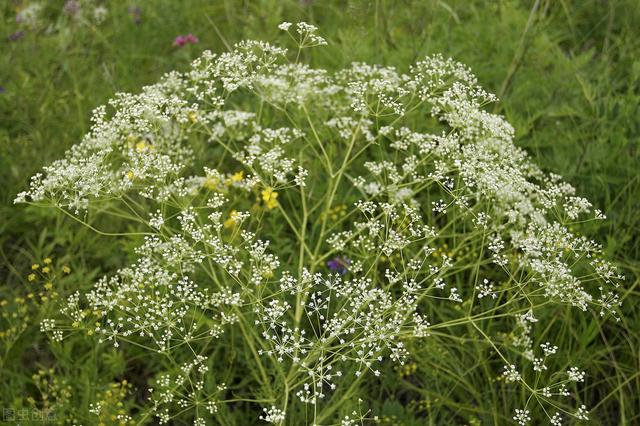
63,0,81,17
9,31,25,42
172,33,199,47
327,256,351,275
172,36,185,47
129,6,141,24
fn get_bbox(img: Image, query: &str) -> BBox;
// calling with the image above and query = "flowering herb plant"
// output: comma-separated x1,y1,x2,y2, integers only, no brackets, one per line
17,21,624,425
11,0,109,35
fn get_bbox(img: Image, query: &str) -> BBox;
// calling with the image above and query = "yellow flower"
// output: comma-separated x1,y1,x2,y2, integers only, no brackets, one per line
261,187,279,210
62,266,71,274
126,133,138,147
327,204,347,221
28,273,36,282
224,210,239,229
203,175,220,191
127,170,135,180
135,140,150,153
32,264,39,270
42,266,50,274
188,111,198,123
43,258,52,265
44,282,53,290
230,171,244,182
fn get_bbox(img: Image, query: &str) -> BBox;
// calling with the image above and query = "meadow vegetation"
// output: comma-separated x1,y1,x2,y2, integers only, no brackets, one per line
1,1,639,424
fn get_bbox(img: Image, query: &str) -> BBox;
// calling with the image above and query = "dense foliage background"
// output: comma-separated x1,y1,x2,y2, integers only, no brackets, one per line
1,0,638,424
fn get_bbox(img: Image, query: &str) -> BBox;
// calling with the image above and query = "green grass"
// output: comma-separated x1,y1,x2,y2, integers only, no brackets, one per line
1,0,638,424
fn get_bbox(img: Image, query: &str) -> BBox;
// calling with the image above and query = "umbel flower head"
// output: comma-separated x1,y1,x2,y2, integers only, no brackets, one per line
18,22,623,424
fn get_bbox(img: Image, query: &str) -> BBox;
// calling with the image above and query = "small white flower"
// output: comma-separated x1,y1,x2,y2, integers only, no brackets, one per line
513,409,531,425
502,364,521,382
260,406,286,424
567,367,585,382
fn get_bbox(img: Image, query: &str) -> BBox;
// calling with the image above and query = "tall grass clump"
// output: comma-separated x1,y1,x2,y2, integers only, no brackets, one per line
15,22,625,425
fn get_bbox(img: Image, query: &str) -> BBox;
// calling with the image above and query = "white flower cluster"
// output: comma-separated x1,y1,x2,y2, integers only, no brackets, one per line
255,271,434,404
279,21,327,47
148,356,226,424
24,22,623,424
14,0,109,31
260,406,286,424
508,343,590,424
